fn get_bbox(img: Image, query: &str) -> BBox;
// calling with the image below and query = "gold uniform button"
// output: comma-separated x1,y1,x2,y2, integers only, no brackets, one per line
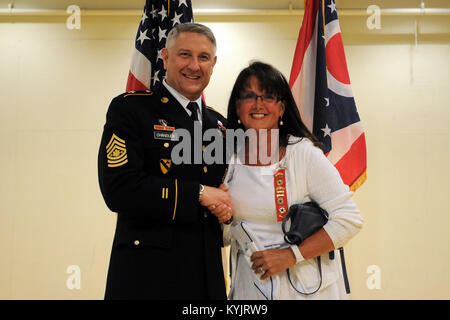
203,166,208,173
202,145,206,151
204,212,208,218
134,240,140,246
163,142,169,148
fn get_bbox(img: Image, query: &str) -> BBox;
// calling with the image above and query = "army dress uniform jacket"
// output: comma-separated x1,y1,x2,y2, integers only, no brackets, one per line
98,85,228,300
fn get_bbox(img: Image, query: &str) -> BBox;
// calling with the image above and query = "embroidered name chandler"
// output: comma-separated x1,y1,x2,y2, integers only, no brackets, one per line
182,304,216,318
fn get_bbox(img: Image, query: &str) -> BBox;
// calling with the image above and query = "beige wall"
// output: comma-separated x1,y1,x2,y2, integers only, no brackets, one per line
0,11,449,299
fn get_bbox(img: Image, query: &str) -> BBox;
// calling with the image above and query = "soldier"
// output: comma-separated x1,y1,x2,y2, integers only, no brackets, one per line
98,23,232,300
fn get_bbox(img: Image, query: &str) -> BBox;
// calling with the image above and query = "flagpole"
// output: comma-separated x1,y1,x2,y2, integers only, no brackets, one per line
321,0,326,38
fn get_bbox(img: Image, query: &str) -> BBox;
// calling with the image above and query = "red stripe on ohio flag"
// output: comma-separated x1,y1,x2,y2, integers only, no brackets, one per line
289,0,319,87
334,133,367,187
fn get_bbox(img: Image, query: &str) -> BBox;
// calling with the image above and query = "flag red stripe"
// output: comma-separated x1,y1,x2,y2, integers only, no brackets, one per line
126,71,149,92
288,0,319,87
325,33,351,85
334,133,367,187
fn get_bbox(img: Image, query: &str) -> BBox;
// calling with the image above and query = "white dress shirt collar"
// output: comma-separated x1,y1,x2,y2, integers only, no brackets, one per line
163,80,203,121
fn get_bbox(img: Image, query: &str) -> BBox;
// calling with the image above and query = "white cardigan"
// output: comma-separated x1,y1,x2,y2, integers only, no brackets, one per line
223,136,363,299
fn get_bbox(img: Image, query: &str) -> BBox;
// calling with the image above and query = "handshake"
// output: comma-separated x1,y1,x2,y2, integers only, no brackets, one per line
199,184,233,224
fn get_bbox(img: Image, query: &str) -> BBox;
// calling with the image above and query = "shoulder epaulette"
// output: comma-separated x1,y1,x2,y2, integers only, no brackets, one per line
206,106,225,117
123,90,153,98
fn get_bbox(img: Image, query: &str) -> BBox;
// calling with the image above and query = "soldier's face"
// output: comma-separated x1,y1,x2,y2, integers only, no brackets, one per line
162,32,217,101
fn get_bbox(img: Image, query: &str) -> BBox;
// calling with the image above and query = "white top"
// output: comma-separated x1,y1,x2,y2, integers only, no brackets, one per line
227,158,281,225
224,136,364,300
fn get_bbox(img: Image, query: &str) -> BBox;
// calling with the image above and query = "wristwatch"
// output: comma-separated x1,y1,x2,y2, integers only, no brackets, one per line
199,184,205,201
290,245,305,264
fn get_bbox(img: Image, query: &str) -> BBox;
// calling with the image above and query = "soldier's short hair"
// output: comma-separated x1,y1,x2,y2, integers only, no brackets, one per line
166,23,217,54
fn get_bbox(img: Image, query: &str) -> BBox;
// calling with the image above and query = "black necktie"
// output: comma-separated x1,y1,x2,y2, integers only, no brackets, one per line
187,102,199,121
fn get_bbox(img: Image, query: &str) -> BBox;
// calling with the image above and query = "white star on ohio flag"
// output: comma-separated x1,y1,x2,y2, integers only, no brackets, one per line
328,0,337,13
321,124,332,138
178,0,189,8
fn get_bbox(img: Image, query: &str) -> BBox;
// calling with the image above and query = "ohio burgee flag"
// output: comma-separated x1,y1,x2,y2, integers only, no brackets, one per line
289,0,367,191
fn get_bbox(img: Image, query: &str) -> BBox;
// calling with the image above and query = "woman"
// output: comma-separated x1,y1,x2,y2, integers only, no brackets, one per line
211,61,363,299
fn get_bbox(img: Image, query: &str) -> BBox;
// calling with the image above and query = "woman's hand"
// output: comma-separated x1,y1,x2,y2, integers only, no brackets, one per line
250,248,297,280
208,202,233,223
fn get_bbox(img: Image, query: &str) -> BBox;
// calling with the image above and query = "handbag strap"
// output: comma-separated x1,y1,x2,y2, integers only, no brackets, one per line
339,247,351,294
287,250,351,295
280,205,295,235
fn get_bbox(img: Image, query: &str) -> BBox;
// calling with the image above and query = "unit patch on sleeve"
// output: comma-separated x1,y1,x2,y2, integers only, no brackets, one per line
159,159,172,175
106,133,128,167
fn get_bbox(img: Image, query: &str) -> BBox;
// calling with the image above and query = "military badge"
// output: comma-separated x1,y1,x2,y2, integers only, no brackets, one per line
154,119,177,140
217,120,226,131
161,187,169,199
106,134,128,167
217,120,226,136
160,159,172,175
154,125,175,132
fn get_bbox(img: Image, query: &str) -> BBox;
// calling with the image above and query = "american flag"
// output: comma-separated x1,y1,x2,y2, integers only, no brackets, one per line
126,0,194,91
289,0,367,192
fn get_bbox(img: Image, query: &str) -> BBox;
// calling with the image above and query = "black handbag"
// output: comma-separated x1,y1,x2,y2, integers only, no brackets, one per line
281,201,351,295
281,201,328,295
281,201,328,245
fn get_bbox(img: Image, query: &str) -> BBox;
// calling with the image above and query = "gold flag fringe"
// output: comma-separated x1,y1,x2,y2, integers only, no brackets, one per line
350,170,367,192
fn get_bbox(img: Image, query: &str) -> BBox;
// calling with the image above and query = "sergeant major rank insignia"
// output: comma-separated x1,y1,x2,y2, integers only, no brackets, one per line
106,133,128,167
